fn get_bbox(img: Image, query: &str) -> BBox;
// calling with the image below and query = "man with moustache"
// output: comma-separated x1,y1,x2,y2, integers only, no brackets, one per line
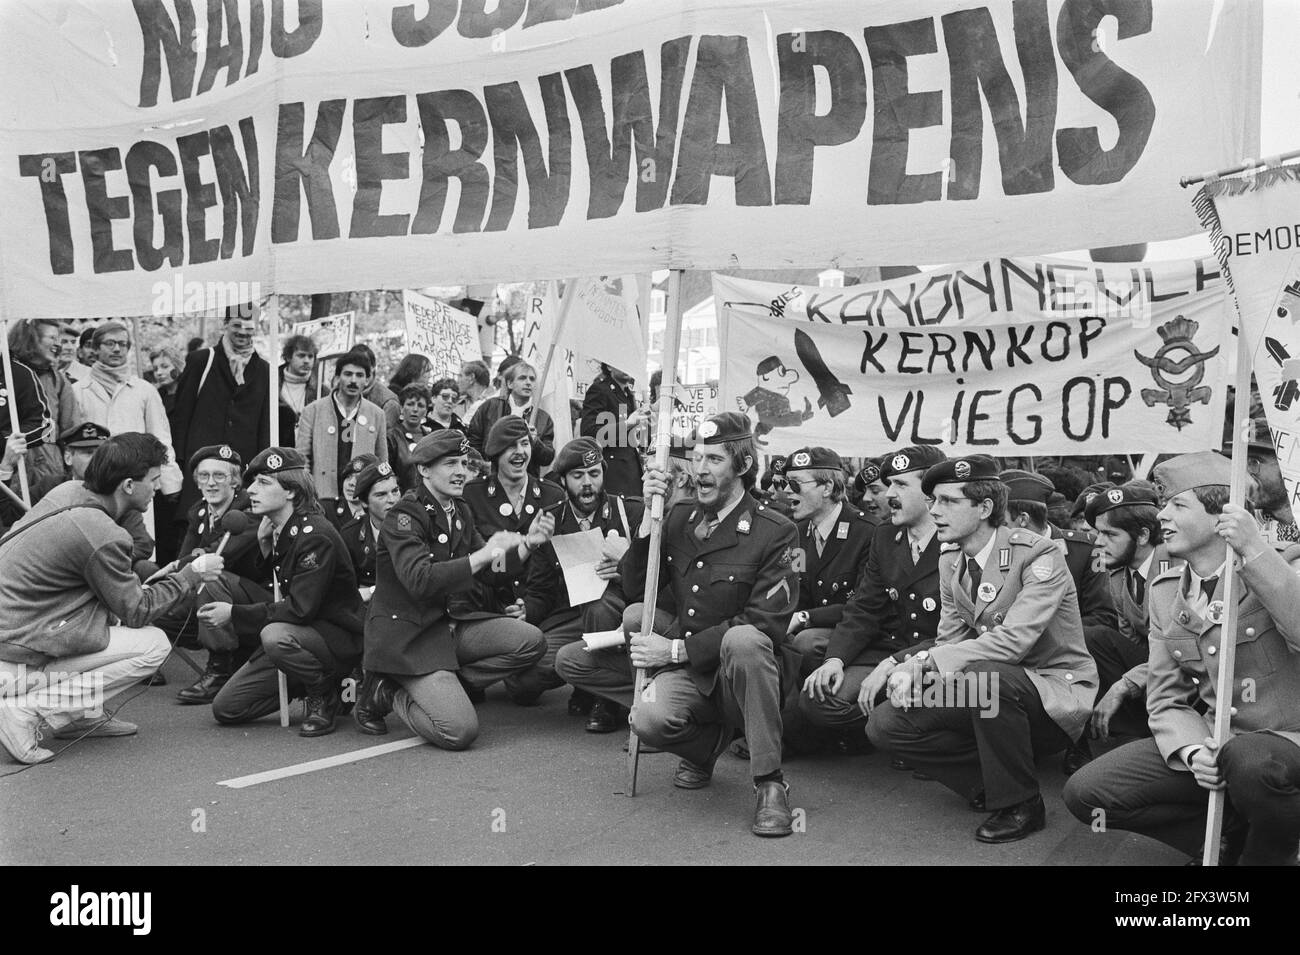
511,437,644,711
354,431,552,745
1064,452,1300,865
799,446,946,755
1244,431,1300,552
341,461,403,600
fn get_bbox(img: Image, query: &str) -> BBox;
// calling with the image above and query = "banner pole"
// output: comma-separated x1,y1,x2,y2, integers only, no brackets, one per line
0,318,32,508
265,295,291,729
627,268,684,796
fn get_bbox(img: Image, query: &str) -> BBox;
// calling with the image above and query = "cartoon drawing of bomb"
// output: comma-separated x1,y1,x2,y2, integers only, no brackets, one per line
738,355,814,446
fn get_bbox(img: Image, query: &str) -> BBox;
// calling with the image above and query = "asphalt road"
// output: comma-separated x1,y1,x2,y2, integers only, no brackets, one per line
1,654,1184,866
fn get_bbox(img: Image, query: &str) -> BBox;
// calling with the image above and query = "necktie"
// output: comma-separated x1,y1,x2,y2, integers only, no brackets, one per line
1200,576,1219,607
1128,570,1145,606
814,526,825,557
579,516,592,532
966,556,982,602
695,512,719,541
910,537,922,565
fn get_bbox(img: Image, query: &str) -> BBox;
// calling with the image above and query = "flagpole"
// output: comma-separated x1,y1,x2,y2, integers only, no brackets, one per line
627,268,684,796
265,295,291,729
1201,326,1252,865
0,318,32,508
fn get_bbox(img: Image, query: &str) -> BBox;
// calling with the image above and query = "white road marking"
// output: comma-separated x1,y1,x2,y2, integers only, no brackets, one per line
217,738,425,789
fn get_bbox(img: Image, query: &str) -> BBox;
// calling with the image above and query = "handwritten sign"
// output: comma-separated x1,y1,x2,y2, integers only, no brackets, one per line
290,311,355,358
404,290,479,380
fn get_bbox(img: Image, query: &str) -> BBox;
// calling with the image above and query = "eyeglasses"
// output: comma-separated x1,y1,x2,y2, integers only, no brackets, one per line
435,391,458,402
100,340,130,350
196,471,231,485
785,478,821,494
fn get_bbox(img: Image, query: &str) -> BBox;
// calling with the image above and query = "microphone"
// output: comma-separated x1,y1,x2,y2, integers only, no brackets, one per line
197,509,252,594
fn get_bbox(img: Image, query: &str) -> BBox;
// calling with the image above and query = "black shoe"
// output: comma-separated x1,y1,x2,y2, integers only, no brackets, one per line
567,688,596,716
176,651,234,705
1061,738,1092,777
300,685,342,738
833,730,875,756
974,795,1046,843
354,672,396,736
672,758,716,789
585,699,625,733
752,780,794,837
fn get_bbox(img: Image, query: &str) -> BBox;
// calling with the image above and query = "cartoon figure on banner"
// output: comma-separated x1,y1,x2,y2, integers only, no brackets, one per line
1265,337,1300,412
1133,316,1219,431
737,356,814,447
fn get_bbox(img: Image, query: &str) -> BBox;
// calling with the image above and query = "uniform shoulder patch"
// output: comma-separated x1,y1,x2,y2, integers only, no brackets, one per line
301,550,319,569
1030,557,1054,581
778,545,796,567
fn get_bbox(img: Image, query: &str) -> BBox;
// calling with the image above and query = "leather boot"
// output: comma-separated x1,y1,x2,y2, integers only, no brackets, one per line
176,651,235,705
354,672,396,736
300,682,342,737
752,780,794,837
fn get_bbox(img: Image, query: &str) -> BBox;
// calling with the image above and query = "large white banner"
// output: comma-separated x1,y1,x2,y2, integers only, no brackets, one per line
0,0,1261,319
560,277,647,382
1193,167,1300,530
403,290,479,380
718,291,1230,456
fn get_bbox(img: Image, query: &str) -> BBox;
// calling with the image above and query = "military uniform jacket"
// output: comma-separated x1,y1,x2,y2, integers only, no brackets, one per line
524,492,645,622
796,502,876,629
177,491,263,582
624,496,799,695
1146,552,1300,766
463,473,565,610
580,374,644,497
229,508,364,662
931,526,1098,741
1050,525,1119,630
325,498,365,532
387,421,432,490
824,524,942,669
340,514,379,587
365,482,525,676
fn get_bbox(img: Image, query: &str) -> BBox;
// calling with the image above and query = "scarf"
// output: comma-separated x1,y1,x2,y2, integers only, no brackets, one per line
281,365,311,415
90,360,133,396
222,335,255,386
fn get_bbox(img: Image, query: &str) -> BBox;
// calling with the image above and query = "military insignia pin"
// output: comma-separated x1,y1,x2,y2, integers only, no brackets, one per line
197,523,205,534
303,525,313,533
267,453,283,470
922,597,936,612
892,453,909,471
1107,488,1124,504
954,460,971,479
302,551,318,568
737,519,751,534
289,526,299,537
792,451,811,467
1207,600,1224,624
977,582,997,603
218,445,232,459
887,587,899,601
499,503,513,516
699,421,718,439
398,514,412,529
998,548,1011,570
438,533,449,544
836,522,848,539
378,462,392,475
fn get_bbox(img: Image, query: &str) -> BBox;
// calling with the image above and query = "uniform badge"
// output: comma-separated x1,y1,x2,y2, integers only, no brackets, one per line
892,453,909,471
377,462,392,476
792,451,811,467
1207,600,1224,624
887,587,899,601
778,546,795,567
1030,558,1053,582
219,445,233,459
583,449,600,466
699,421,718,439
998,548,1010,570
198,508,206,517
954,460,971,479
289,526,299,537
977,582,997,603
922,597,936,612
1178,611,1190,624
438,533,449,544
455,520,462,530
1107,488,1123,504
267,453,283,470
303,525,313,533
895,530,904,544
499,503,513,516
301,551,318,568
532,486,540,497
398,514,412,530
836,522,849,540
525,504,535,514
737,519,751,534
1159,560,1171,574
602,504,610,520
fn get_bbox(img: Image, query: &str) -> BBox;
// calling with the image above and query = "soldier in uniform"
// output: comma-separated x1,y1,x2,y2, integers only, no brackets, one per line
1065,452,1300,865
580,363,649,498
513,437,643,710
462,416,564,623
851,457,889,518
619,412,801,837
800,446,945,754
868,455,1097,843
166,444,265,704
1082,483,1177,742
340,461,402,600
354,431,552,747
202,448,365,737
321,453,377,530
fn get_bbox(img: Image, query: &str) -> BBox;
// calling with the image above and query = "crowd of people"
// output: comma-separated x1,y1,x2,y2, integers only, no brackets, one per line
0,309,1297,864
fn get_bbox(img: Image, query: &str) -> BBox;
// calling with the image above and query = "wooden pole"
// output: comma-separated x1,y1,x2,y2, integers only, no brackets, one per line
531,279,577,428
130,317,145,379
266,296,291,729
0,318,32,508
1201,327,1252,865
627,269,685,796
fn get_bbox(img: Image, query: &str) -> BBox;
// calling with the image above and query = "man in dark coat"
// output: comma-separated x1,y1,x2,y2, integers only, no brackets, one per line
466,361,555,476
580,364,647,497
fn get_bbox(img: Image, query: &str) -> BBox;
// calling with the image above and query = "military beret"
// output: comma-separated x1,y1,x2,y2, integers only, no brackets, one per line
1083,481,1161,526
855,458,883,494
553,437,604,476
1000,469,1054,505
354,461,397,501
59,421,110,449
921,454,1001,495
341,453,379,482
785,447,841,472
187,443,242,474
245,447,308,482
770,455,788,476
1152,451,1231,499
1070,482,1116,519
411,429,471,466
879,446,946,481
485,415,531,458
693,411,752,445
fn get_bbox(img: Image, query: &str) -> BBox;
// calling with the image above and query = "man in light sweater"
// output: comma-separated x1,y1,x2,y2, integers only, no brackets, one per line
0,433,221,764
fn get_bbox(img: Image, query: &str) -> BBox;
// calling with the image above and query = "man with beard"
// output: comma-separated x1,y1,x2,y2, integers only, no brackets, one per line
621,412,801,837
1082,483,1176,742
513,438,644,711
1064,452,1300,866
868,455,1096,844
203,448,364,737
354,431,552,745
296,349,388,523
462,416,564,637
1244,431,1300,552
799,447,946,754
341,461,402,599
466,361,556,477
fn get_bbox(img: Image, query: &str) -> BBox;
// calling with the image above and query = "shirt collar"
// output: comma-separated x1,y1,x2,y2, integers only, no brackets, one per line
970,530,998,571
1135,549,1155,580
1185,559,1227,600
713,492,745,525
909,525,936,554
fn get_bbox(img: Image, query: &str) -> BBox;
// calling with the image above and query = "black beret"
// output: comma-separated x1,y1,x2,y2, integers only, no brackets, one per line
245,447,308,482
553,437,604,476
692,411,752,445
187,443,242,474
855,458,883,493
59,421,110,449
355,461,397,501
1000,469,1054,505
1070,482,1116,519
770,455,788,476
341,453,379,482
411,429,471,466
921,454,1001,496
1083,482,1161,526
485,415,531,458
785,447,841,472
879,446,946,481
